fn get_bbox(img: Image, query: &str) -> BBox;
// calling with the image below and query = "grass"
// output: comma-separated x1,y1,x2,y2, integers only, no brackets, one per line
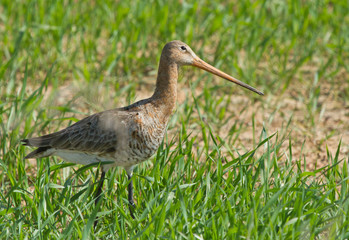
1,0,349,239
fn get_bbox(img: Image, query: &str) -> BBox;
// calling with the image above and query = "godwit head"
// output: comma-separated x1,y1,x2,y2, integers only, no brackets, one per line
158,40,264,95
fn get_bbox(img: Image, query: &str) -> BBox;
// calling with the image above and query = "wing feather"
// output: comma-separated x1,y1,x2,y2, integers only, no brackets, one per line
22,109,132,157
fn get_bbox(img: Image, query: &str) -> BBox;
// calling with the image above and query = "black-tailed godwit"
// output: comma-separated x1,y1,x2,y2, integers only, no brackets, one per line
22,40,263,221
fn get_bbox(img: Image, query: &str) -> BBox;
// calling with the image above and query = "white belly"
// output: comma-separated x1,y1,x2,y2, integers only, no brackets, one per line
53,149,132,171
56,150,108,164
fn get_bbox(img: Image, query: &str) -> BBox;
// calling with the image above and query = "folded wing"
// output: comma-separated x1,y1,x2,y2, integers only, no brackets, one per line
22,110,131,159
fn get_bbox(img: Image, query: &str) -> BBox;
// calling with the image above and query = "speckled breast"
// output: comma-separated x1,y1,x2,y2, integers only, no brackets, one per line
126,112,166,165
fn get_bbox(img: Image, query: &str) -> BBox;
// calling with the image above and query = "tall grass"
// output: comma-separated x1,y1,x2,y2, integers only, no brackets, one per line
1,0,349,239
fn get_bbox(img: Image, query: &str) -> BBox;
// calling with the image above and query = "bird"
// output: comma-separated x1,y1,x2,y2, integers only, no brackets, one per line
22,40,263,222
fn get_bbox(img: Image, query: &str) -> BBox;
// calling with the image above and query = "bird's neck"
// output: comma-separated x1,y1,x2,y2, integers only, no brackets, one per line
151,56,178,123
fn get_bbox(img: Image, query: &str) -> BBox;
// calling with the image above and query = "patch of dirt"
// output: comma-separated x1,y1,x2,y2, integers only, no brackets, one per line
211,73,349,171
172,70,349,171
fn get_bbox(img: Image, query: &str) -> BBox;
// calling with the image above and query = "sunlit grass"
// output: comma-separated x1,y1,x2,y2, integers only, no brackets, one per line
1,0,349,239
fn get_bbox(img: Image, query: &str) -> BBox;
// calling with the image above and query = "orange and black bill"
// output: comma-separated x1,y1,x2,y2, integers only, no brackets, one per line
192,58,264,95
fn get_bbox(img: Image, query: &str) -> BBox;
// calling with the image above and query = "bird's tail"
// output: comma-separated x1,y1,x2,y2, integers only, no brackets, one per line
21,138,52,159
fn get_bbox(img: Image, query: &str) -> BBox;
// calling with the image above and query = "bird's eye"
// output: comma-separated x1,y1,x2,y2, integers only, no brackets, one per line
180,46,187,51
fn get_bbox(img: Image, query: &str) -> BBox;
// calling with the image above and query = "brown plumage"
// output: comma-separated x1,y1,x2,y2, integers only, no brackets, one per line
22,40,263,222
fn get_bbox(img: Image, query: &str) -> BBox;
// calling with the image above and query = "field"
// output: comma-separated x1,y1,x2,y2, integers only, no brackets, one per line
1,0,349,239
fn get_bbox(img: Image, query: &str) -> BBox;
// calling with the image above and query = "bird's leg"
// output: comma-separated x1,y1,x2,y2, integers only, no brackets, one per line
127,173,135,219
95,171,106,205
94,170,105,228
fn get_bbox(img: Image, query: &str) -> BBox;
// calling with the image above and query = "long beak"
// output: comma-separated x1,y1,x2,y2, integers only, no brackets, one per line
192,58,264,95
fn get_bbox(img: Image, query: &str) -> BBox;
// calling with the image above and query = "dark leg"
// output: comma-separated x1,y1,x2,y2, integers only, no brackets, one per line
94,171,105,228
95,171,106,205
127,174,135,219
